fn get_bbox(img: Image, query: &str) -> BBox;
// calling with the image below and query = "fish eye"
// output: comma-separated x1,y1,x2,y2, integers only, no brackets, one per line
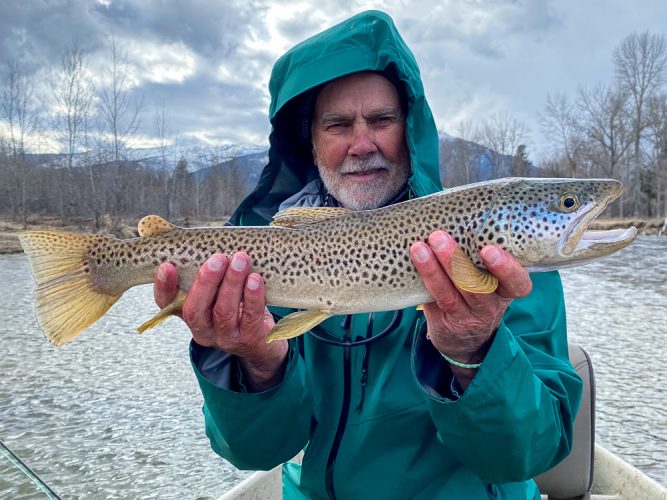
559,194,579,211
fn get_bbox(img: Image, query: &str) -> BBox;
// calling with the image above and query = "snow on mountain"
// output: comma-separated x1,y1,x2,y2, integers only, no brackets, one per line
25,135,529,188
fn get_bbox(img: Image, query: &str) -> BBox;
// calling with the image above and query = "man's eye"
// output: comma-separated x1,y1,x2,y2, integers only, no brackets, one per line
372,116,398,127
326,123,348,132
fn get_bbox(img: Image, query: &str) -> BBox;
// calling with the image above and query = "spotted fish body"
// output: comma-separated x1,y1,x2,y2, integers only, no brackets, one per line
19,177,636,346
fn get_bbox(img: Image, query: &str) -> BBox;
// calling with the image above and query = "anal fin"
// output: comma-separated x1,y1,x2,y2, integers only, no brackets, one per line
265,310,332,342
137,290,186,333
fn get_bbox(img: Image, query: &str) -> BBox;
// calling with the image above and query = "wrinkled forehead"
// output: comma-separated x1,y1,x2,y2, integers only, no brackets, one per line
313,72,402,119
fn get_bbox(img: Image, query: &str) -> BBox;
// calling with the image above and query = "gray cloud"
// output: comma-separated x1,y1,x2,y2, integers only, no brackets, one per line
0,0,665,158
89,0,266,59
0,1,102,71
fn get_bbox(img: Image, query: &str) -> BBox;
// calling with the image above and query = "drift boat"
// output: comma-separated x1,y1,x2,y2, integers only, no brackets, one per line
217,344,667,500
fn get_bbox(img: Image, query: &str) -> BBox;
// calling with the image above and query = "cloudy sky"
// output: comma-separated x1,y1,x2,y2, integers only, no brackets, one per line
1,0,666,159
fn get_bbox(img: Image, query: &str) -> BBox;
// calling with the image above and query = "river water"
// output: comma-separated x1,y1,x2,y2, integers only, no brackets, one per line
0,237,665,498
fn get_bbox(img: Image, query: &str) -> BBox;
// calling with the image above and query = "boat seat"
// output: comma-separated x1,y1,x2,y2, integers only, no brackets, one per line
535,343,596,500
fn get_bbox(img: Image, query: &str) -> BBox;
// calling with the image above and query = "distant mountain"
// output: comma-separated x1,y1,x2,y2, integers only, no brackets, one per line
438,132,538,184
191,150,268,191
24,135,534,191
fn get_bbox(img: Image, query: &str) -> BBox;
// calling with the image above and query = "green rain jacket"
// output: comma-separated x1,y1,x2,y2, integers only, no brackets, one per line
190,10,583,499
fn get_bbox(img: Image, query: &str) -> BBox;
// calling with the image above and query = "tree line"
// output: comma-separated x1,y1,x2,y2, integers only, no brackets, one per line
0,39,251,229
443,31,667,218
1,32,666,229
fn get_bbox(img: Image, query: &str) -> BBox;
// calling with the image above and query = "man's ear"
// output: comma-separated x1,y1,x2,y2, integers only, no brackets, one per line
311,146,318,166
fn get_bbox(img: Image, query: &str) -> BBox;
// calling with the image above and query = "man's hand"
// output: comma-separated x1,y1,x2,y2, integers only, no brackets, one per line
410,231,533,389
153,252,288,391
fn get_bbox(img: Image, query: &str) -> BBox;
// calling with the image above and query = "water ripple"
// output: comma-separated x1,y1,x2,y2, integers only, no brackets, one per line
1,255,249,499
561,235,667,486
1,237,666,497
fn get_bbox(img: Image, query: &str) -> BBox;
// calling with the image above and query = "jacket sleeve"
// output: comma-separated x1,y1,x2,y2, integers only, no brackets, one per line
190,339,312,471
412,271,583,484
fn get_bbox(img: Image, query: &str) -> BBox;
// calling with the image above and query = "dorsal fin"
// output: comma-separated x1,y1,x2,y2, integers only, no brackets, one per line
137,215,177,237
270,206,353,228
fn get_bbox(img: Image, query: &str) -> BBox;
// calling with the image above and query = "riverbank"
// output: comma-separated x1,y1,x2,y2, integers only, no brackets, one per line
0,215,664,254
0,215,227,254
589,217,667,235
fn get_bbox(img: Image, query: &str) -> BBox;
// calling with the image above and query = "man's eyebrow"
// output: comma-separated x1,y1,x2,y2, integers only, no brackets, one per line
317,107,402,124
365,106,401,118
317,112,353,124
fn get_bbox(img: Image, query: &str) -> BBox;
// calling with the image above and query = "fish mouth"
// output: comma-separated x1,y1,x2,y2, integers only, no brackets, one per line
561,184,636,260
572,227,638,254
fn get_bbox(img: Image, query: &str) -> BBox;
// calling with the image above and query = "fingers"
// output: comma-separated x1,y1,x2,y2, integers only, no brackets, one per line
410,233,464,312
239,273,270,335
211,253,250,332
154,262,179,309
182,253,229,334
480,246,532,299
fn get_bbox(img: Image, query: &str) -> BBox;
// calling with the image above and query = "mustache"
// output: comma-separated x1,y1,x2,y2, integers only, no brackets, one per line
340,154,391,174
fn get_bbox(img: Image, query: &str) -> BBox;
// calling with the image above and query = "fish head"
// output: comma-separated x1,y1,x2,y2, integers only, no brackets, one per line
485,178,637,271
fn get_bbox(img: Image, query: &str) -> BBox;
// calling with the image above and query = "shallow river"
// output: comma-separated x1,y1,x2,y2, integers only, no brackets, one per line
1,236,665,498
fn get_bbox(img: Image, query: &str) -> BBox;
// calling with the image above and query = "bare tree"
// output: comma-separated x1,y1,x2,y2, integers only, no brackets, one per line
576,85,633,176
0,138,11,214
474,111,529,177
645,94,667,216
154,100,175,218
539,93,587,177
443,121,478,186
613,31,667,215
51,42,94,218
172,157,190,218
97,36,144,215
0,61,40,227
576,84,633,215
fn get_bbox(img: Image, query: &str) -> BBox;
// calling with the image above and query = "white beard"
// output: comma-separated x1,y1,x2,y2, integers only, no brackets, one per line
316,153,410,210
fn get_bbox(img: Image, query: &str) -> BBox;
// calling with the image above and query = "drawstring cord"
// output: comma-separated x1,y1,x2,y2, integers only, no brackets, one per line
355,313,375,413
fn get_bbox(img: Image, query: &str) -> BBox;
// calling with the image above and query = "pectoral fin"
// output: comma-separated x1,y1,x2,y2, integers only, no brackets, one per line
137,290,186,333
265,310,332,342
450,249,498,294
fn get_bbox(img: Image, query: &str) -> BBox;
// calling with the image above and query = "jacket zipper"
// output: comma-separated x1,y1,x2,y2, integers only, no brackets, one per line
316,311,403,499
324,315,352,500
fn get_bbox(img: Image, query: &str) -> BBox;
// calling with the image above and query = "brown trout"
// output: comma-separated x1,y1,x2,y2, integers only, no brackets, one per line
19,177,636,346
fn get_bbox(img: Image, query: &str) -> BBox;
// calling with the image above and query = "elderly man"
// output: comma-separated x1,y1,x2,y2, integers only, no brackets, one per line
155,11,582,499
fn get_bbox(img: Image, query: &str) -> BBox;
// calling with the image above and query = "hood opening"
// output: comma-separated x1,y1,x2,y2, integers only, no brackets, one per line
230,10,441,227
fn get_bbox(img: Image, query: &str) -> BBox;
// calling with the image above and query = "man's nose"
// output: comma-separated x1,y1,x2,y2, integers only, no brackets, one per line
348,123,378,157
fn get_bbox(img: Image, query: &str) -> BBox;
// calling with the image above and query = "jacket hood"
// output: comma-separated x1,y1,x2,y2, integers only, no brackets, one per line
230,10,442,225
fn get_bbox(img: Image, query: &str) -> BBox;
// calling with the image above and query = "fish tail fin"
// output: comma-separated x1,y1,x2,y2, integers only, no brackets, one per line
19,231,122,347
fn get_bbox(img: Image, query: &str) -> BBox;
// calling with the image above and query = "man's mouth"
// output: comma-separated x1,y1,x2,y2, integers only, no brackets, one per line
342,168,387,177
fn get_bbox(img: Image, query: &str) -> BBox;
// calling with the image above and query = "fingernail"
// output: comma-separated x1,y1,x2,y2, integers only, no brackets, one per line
207,254,223,272
247,275,260,290
430,231,451,251
413,244,429,263
484,246,501,266
157,266,166,283
231,253,246,272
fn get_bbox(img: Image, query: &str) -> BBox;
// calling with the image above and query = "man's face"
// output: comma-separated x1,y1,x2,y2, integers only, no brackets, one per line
311,72,411,210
